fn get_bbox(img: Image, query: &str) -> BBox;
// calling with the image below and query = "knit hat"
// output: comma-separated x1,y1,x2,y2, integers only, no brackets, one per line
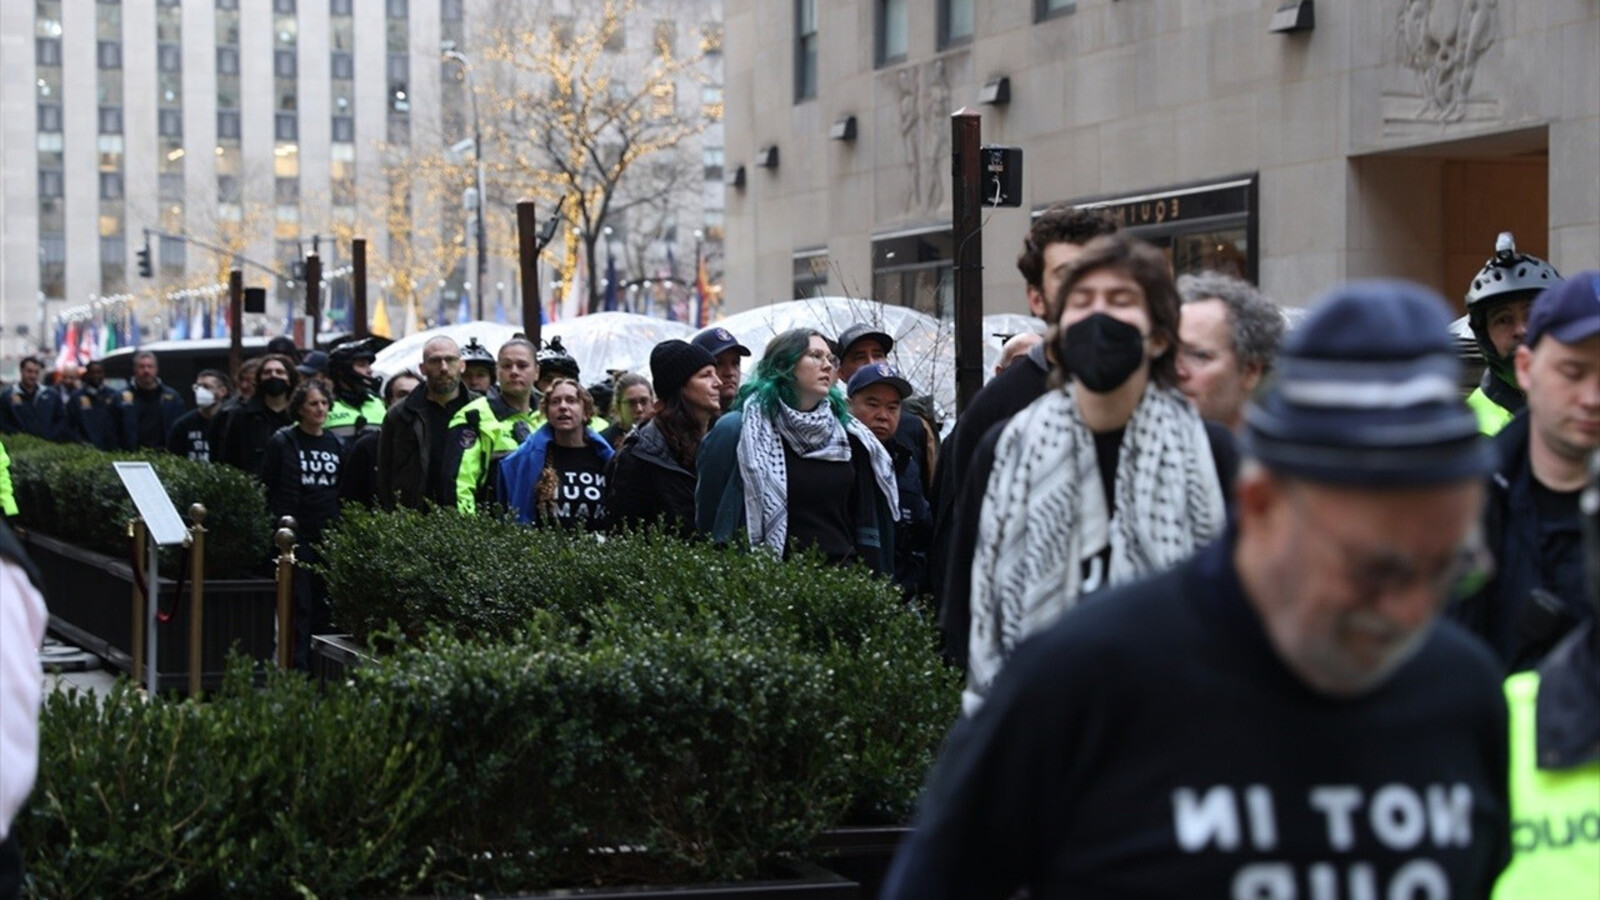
1242,280,1495,487
1525,269,1600,348
650,339,716,400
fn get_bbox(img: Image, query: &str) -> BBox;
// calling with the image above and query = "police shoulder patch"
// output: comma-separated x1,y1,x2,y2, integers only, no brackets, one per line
459,429,478,449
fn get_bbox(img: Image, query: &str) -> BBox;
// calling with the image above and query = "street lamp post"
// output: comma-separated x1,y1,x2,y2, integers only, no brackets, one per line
442,47,487,322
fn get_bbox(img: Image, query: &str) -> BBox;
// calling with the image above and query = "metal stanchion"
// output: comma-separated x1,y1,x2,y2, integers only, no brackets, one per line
187,504,208,698
129,518,147,681
274,518,298,671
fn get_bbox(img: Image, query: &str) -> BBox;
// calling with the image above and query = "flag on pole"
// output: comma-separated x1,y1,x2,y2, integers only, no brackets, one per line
603,249,619,312
493,291,508,324
456,288,471,325
78,322,96,363
55,321,78,372
191,300,207,340
694,251,712,329
102,314,118,356
371,294,392,338
127,309,143,347
173,301,191,341
214,301,229,339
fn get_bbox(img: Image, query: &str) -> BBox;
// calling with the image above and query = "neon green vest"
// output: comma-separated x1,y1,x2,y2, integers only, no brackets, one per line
452,397,545,515
1467,387,1515,436
326,394,386,440
1493,671,1600,899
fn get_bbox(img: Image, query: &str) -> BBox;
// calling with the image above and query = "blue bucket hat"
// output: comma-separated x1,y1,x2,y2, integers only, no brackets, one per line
1242,280,1496,488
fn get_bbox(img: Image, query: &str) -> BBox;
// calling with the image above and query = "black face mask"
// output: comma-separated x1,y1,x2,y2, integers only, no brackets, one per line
1058,313,1148,394
259,377,291,399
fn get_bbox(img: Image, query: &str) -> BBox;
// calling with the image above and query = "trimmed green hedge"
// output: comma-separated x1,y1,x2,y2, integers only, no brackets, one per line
23,633,855,897
5,434,271,579
319,507,961,823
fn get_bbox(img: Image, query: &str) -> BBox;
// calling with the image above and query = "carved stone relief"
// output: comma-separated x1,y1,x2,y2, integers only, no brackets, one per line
892,59,956,216
1391,0,1499,126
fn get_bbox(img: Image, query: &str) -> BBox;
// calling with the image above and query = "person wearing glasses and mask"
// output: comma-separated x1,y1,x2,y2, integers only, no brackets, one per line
695,328,899,573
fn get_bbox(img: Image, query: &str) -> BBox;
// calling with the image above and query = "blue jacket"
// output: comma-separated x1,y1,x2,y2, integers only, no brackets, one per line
68,384,121,450
0,385,67,442
114,381,187,451
495,424,613,525
694,409,896,574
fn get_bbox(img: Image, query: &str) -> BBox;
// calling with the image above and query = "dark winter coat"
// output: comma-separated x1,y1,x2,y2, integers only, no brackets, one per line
68,384,120,450
606,419,697,538
114,381,187,451
0,384,67,442
375,386,475,511
218,396,294,474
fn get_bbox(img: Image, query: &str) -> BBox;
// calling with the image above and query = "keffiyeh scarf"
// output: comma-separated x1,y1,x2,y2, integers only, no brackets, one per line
737,399,899,554
964,384,1225,713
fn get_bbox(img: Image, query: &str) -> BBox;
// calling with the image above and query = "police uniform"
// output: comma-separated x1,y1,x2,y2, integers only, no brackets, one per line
451,392,545,515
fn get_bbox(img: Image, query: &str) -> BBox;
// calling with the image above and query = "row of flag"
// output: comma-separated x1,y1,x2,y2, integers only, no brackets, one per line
51,309,145,371
547,246,718,327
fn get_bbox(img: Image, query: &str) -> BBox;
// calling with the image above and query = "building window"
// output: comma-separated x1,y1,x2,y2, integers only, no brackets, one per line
332,115,354,143
701,23,723,55
650,82,675,118
274,49,297,78
654,20,676,56
216,0,237,9
276,177,299,204
701,86,723,121
158,108,183,137
39,170,64,199
702,146,724,181
939,0,974,48
876,0,908,67
97,40,122,69
331,0,353,14
217,46,239,74
793,250,830,300
159,173,183,200
331,51,354,79
158,42,181,72
37,104,62,133
795,0,817,102
1036,0,1076,22
275,113,298,141
217,111,240,139
98,106,123,134
872,229,954,318
99,172,124,200
36,37,61,66
272,0,295,12
386,0,407,16
441,0,462,20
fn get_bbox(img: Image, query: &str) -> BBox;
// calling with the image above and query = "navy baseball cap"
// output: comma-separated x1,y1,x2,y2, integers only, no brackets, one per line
296,351,329,376
846,362,913,399
1243,280,1495,488
692,327,751,358
1525,269,1600,348
837,323,894,357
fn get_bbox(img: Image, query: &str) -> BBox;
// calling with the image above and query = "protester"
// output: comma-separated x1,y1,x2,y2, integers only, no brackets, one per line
115,350,185,451
67,360,119,450
1175,271,1284,431
260,381,343,669
695,328,898,572
51,366,80,406
930,207,1119,658
994,332,1042,375
0,356,66,442
607,340,719,537
956,234,1234,712
0,520,47,897
377,336,476,511
884,280,1508,899
535,337,581,395
324,338,386,441
834,323,893,383
295,351,331,391
692,326,751,413
453,338,544,514
207,356,260,456
600,372,654,448
848,363,933,600
217,353,297,474
1453,270,1600,670
497,378,613,528
1463,232,1563,435
340,371,420,508
166,369,231,462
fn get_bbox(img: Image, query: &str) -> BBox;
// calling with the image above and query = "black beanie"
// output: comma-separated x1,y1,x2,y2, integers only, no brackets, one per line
650,339,716,400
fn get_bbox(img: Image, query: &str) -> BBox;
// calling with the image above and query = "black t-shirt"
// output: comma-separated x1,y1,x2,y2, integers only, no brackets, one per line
167,409,212,462
132,386,166,449
782,444,856,563
263,428,344,538
885,534,1511,900
544,443,607,529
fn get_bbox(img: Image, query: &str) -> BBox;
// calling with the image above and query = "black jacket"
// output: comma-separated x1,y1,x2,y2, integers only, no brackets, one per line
0,384,67,442
606,419,696,538
68,384,120,450
115,381,186,451
1449,412,1591,671
218,396,293,474
375,386,475,511
261,425,344,541
890,439,934,599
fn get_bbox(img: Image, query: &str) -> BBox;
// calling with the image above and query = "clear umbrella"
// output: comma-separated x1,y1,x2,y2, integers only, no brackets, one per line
371,314,694,384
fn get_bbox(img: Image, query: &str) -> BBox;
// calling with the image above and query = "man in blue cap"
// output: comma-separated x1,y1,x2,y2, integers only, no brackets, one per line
848,362,932,599
691,326,750,413
884,281,1509,899
1453,270,1600,671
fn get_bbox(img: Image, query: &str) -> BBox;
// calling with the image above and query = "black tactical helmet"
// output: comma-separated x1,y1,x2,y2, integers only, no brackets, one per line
536,336,580,380
328,337,381,393
461,337,496,371
1464,232,1561,384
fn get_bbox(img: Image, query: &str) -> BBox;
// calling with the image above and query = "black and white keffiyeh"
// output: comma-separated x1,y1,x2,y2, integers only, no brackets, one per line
737,399,899,554
964,383,1225,714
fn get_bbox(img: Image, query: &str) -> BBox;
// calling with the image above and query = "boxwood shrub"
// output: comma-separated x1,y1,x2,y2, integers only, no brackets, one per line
5,434,270,579
319,507,961,824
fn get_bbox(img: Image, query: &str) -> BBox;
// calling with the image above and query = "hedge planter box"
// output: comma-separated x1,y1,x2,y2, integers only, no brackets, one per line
24,530,278,693
413,859,858,900
807,826,911,900
310,633,372,683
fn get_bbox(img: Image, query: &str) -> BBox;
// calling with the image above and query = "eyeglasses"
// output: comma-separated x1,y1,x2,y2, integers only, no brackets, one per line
802,349,839,368
1296,494,1494,601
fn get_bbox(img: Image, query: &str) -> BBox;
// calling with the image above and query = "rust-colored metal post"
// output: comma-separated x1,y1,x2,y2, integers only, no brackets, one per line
518,200,542,348
228,269,244,382
304,252,323,348
352,238,368,338
274,520,298,671
187,504,207,699
951,109,985,415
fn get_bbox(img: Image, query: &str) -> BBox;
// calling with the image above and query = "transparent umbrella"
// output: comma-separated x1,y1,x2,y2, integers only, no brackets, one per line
371,314,694,384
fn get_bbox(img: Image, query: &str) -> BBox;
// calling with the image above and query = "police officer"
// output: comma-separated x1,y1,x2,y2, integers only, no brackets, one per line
1463,232,1563,435
453,338,544,514
67,361,118,450
324,339,387,441
0,357,66,442
460,337,497,395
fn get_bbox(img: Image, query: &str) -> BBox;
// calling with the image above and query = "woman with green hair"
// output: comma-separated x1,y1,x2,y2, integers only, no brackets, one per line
694,328,900,572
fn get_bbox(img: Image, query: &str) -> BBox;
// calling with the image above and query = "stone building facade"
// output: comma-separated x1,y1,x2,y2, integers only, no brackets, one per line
721,0,1598,316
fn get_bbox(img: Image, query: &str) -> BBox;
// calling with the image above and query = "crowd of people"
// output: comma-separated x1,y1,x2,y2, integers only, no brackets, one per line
0,206,1595,897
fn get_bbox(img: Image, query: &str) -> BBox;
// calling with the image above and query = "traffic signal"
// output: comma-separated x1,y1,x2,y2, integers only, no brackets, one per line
136,245,153,278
